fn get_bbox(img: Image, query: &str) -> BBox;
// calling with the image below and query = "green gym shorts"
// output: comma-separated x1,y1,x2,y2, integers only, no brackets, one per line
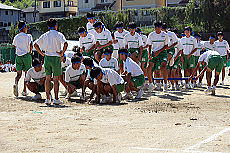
131,74,145,88
141,49,149,63
115,84,125,93
15,53,32,71
150,51,168,71
44,56,62,76
182,54,196,70
69,80,82,89
208,55,224,73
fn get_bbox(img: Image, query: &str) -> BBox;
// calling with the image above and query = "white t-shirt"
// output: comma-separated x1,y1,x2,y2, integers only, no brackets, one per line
167,31,178,47
124,57,143,77
13,32,33,56
65,64,86,82
147,31,169,52
25,67,46,83
173,39,183,58
180,36,198,55
204,42,216,51
94,29,112,46
100,68,124,86
99,57,119,71
124,32,144,49
114,30,129,49
214,40,229,56
194,41,204,57
198,50,220,64
79,33,96,51
35,30,67,57
140,34,148,46
86,22,106,36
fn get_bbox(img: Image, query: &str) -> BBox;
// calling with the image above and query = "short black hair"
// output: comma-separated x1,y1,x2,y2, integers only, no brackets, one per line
184,26,192,32
118,48,129,55
217,32,224,36
162,23,167,30
78,27,86,33
154,21,163,28
74,52,83,58
136,27,142,33
18,21,26,31
194,33,201,38
171,28,178,34
47,18,57,28
86,13,95,19
83,57,94,67
32,58,41,67
93,21,103,28
90,67,102,79
128,22,137,29
71,56,81,64
103,48,113,55
115,21,124,29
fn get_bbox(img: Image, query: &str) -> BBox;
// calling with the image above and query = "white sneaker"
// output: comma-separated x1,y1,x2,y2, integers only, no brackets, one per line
148,83,154,91
171,85,176,91
135,89,144,99
189,83,194,89
45,99,52,105
71,91,79,97
155,83,162,91
100,95,111,104
53,99,63,105
211,87,216,95
13,84,18,97
185,84,190,89
163,84,168,92
117,93,122,102
123,93,133,100
60,90,68,96
220,81,224,86
205,87,212,94
65,93,71,99
175,85,181,91
32,93,42,100
197,83,202,87
22,91,28,96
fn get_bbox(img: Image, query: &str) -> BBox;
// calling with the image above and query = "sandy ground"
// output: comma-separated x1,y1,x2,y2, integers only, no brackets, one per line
0,72,230,153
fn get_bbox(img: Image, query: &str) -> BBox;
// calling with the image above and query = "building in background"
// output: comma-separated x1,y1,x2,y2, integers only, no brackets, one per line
38,0,78,21
22,7,39,23
167,0,189,7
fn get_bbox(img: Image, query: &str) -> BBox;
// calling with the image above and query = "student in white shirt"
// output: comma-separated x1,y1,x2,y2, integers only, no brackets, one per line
12,21,33,97
204,35,216,51
90,67,124,104
78,27,96,59
34,18,68,105
86,13,97,35
124,22,143,64
99,49,119,72
214,32,229,85
93,21,113,63
65,56,86,99
190,50,224,95
119,49,145,99
25,58,52,100
146,21,169,91
180,26,198,89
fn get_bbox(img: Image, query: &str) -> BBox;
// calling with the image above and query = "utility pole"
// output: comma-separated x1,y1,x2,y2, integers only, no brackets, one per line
64,0,66,17
120,0,122,11
34,0,37,22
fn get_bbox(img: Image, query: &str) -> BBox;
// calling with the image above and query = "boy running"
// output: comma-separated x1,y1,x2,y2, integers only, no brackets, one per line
65,56,86,99
34,18,68,105
90,67,124,104
124,22,143,63
180,27,198,89
12,21,33,97
146,21,169,91
214,32,229,85
78,27,96,59
99,49,119,72
25,58,52,100
119,49,145,99
190,50,224,95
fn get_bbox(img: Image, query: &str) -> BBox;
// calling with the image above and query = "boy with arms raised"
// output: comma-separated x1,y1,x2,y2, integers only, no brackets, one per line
12,21,33,97
34,18,68,105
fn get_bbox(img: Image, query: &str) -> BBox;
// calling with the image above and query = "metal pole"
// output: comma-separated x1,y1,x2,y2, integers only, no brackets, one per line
64,0,66,17
34,0,37,22
121,0,122,11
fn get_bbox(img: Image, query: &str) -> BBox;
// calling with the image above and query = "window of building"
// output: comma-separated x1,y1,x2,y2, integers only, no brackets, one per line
101,0,108,3
85,0,88,3
54,1,61,7
11,11,13,15
3,23,7,27
5,11,8,15
0,22,3,27
43,1,50,8
8,22,11,26
68,1,74,6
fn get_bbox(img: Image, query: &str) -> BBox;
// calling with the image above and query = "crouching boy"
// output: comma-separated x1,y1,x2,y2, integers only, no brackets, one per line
119,49,145,99
90,67,124,104
25,58,53,100
65,56,86,99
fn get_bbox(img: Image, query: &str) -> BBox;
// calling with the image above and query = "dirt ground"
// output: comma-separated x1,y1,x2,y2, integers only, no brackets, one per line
0,72,230,153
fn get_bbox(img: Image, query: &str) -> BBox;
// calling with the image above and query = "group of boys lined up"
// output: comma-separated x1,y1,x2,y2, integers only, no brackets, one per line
12,13,229,105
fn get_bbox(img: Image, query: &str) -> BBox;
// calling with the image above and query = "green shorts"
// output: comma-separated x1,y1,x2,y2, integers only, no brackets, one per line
171,58,181,70
131,74,145,88
167,47,175,56
182,54,196,70
208,55,224,73
69,80,82,89
221,55,227,67
150,51,168,71
44,56,62,76
15,54,32,71
83,49,94,58
141,49,149,63
128,48,140,55
37,82,53,92
115,84,125,93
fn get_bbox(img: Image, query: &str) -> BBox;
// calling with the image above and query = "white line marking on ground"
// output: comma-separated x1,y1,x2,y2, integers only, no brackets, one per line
186,128,230,150
131,147,226,153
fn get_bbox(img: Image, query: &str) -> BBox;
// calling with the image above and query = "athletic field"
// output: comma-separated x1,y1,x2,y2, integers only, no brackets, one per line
0,72,229,153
